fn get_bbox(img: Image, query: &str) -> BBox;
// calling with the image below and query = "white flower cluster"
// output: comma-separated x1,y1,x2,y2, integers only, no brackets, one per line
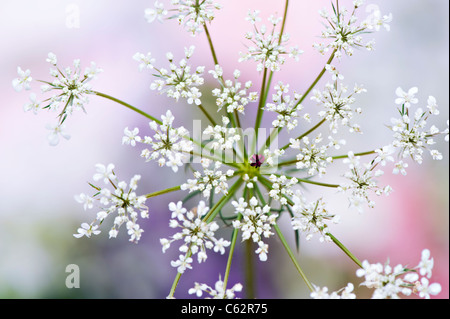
239,11,302,72
203,116,241,151
312,249,441,299
314,1,392,57
12,66,32,92
144,1,167,23
289,134,339,177
310,283,356,299
16,52,102,145
160,201,230,273
268,174,298,205
356,249,441,299
123,110,193,172
242,174,258,189
145,0,222,36
264,82,310,131
291,191,340,242
189,276,243,299
134,46,205,105
388,87,447,166
262,149,285,168
338,151,393,213
311,75,366,134
181,159,234,198
232,197,278,262
210,66,259,114
73,163,149,243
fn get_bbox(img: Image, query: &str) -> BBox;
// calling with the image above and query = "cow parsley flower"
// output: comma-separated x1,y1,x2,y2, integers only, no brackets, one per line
388,92,446,165
239,12,302,72
160,201,230,273
291,191,340,242
232,196,277,261
264,82,309,131
170,0,222,36
339,152,392,212
144,1,168,23
311,81,365,134
45,122,71,146
23,93,40,114
181,159,235,198
40,53,102,120
132,110,193,172
366,9,393,32
133,52,156,71
356,249,441,299
395,87,419,108
426,96,439,115
210,66,259,114
74,164,149,243
189,276,243,299
415,277,442,299
12,66,32,92
268,174,298,205
418,249,434,278
289,134,335,177
122,127,142,146
310,283,356,299
203,116,241,151
73,222,101,239
314,2,391,57
15,53,102,145
144,0,222,36
136,46,205,105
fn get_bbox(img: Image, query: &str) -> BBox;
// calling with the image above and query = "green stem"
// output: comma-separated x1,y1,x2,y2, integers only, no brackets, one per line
203,24,219,66
223,215,241,293
93,91,162,124
244,238,256,299
278,150,377,168
234,109,248,161
197,103,217,126
276,158,298,167
332,150,376,160
203,179,243,223
296,178,339,188
261,173,339,189
168,272,182,299
145,185,181,199
254,67,269,142
326,232,362,268
274,224,314,292
278,0,290,43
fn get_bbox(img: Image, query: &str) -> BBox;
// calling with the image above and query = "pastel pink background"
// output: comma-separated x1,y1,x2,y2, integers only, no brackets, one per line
0,0,448,298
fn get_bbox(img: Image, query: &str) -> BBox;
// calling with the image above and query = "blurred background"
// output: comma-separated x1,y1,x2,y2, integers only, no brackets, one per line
0,0,448,299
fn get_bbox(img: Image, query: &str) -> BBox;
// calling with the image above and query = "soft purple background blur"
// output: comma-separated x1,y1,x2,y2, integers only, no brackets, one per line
0,0,448,298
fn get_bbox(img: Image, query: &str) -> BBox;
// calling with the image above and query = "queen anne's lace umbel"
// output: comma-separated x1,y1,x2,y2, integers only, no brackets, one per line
15,0,447,299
